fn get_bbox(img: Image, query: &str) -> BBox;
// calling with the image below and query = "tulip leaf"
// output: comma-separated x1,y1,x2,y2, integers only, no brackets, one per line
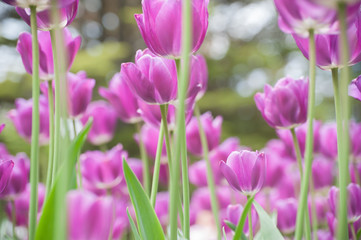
127,208,141,240
253,201,284,240
224,220,236,231
223,227,227,240
357,228,361,240
35,119,93,240
123,159,165,240
233,195,255,240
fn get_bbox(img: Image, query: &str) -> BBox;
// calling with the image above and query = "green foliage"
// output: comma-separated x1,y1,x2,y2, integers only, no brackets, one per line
253,202,284,240
233,195,254,240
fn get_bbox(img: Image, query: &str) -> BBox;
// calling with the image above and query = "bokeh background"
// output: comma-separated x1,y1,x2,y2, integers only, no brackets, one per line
0,0,361,180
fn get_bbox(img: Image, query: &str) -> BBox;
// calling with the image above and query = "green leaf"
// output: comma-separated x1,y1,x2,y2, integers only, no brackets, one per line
357,228,361,240
223,227,227,240
224,220,236,231
127,208,141,240
253,202,284,240
233,195,255,240
123,159,165,240
35,119,93,240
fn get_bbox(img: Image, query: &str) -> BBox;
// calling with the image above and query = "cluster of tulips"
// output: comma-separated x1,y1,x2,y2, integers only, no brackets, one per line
1,0,361,239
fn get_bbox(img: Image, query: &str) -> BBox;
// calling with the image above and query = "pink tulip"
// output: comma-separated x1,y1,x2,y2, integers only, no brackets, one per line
0,159,14,194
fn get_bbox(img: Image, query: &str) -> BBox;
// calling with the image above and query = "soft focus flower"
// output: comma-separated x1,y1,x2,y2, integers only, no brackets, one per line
350,121,361,157
135,0,209,57
255,77,308,129
67,190,114,240
15,0,78,31
263,148,285,188
188,54,208,101
225,204,258,235
111,199,129,239
309,0,361,8
319,122,338,159
220,150,266,196
121,49,177,105
274,0,339,36
80,101,117,146
293,11,361,69
8,96,49,145
0,159,14,194
275,198,298,234
80,144,127,196
1,0,75,11
155,191,169,227
16,28,81,81
134,124,166,159
349,75,361,102
0,153,30,199
5,183,45,226
312,157,334,189
329,183,361,223
186,112,222,156
99,72,141,124
189,159,223,187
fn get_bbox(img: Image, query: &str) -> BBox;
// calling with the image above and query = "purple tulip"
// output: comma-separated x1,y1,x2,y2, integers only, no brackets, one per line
80,101,117,146
5,183,45,226
154,191,169,227
220,150,266,196
121,49,177,105
275,198,298,234
80,144,127,196
263,148,285,188
225,204,258,235
0,153,30,199
255,77,308,129
125,158,144,187
349,75,361,102
134,0,209,57
0,143,10,159
16,28,81,81
15,0,78,31
0,159,14,194
1,0,75,10
8,96,49,145
310,195,330,224
308,0,361,9
189,159,222,187
293,11,361,70
312,157,334,189
67,190,114,240
111,199,129,239
185,112,222,156
188,54,208,101
134,124,166,159
209,137,242,164
329,183,361,223
99,72,141,124
319,122,338,159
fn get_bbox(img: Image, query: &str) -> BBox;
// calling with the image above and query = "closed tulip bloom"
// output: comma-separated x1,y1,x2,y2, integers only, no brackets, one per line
8,96,49,145
349,75,361,102
189,159,222,187
16,28,81,81
319,122,338,159
80,144,127,196
67,190,114,240
134,124,166,159
5,183,45,226
186,112,222,156
80,101,117,146
121,49,177,105
15,0,78,31
0,159,14,194
255,77,308,129
135,0,209,57
0,153,30,199
312,157,335,189
99,72,141,124
220,150,266,196
293,12,361,69
275,198,298,234
188,54,208,101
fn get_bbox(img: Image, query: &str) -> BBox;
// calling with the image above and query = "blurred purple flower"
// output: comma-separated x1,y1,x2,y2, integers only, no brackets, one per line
0,159,14,194
155,191,169,227
349,75,361,102
255,77,308,129
188,54,208,101
135,0,209,57
275,198,298,234
319,122,338,159
134,124,166,159
312,157,334,189
225,204,258,235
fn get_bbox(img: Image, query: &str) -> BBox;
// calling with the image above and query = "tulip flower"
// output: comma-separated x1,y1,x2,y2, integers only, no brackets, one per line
293,11,361,70
135,0,209,57
188,54,208,101
155,191,170,227
0,159,14,194
99,72,142,124
308,0,361,9
225,204,258,234
275,198,298,234
185,112,222,156
8,96,50,145
134,124,166,159
67,190,114,240
349,75,361,102
312,157,335,189
255,77,308,129
220,150,266,196
319,122,338,159
16,28,81,81
0,153,30,199
80,101,117,146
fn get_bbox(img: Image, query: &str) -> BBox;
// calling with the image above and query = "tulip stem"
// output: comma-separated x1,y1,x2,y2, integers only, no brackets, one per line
11,199,16,240
45,81,55,198
28,6,40,240
291,128,303,176
150,121,165,207
294,28,316,240
160,104,173,171
73,119,82,189
169,0,192,237
247,196,253,240
195,104,221,240
351,223,357,240
136,122,150,196
337,3,351,239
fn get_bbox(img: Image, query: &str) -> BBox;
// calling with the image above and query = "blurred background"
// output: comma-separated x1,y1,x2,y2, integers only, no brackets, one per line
0,0,361,177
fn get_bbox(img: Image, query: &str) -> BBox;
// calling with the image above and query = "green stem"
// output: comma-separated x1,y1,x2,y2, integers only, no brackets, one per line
73,119,82,189
351,223,357,240
294,29,316,240
169,0,192,237
136,122,150,196
195,105,221,240
150,122,165,207
309,180,318,240
291,128,303,176
160,104,173,171
11,199,16,240
28,6,40,240
247,197,253,240
233,195,255,240
45,81,54,199
337,3,351,239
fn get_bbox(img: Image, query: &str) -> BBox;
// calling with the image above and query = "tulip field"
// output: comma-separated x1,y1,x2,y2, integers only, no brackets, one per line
1,0,361,239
